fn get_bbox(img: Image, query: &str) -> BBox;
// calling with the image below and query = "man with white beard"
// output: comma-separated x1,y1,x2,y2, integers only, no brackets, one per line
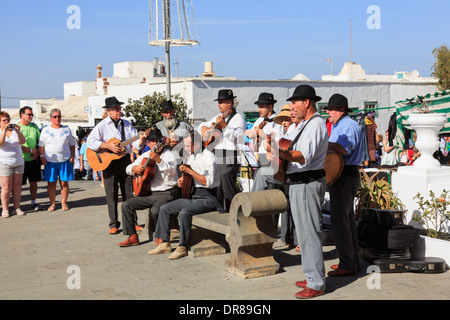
154,100,191,151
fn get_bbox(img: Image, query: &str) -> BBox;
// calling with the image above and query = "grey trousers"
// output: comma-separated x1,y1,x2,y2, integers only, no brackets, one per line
121,189,174,236
329,174,361,270
289,178,327,291
155,197,217,246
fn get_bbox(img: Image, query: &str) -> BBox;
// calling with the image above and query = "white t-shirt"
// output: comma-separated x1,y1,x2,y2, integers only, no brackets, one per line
38,126,76,163
0,131,24,167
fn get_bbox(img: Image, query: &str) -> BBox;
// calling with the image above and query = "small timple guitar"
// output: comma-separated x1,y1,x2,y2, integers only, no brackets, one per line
132,142,165,196
86,129,150,172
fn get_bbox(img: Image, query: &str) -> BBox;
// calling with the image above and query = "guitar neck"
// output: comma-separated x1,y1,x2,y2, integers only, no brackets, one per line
120,135,140,148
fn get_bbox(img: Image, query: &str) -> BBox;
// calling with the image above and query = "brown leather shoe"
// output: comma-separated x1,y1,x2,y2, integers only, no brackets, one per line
109,227,119,235
295,287,325,299
148,242,172,255
168,246,188,260
327,268,358,277
118,234,139,247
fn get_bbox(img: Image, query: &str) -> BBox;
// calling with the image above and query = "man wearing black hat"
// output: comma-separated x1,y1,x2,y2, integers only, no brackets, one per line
87,96,147,234
325,93,364,277
117,128,179,247
198,89,246,211
245,92,283,168
154,100,191,149
266,85,328,299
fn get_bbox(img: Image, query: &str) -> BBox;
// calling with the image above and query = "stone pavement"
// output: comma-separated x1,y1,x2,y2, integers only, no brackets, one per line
1,180,450,303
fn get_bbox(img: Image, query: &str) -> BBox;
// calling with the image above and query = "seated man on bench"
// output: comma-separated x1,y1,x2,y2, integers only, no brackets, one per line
117,128,179,247
148,130,224,260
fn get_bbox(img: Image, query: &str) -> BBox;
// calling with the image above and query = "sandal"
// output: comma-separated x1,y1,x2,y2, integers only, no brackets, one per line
15,208,25,216
48,204,56,212
2,210,9,218
62,204,70,211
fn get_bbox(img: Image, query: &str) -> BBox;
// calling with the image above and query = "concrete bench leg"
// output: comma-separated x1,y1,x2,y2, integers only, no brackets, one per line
189,226,229,258
225,190,288,279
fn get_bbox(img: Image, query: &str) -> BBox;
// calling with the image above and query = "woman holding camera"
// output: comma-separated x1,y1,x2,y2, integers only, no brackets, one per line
0,111,26,217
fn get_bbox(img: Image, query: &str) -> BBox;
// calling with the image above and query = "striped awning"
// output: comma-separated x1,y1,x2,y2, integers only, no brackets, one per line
395,90,450,149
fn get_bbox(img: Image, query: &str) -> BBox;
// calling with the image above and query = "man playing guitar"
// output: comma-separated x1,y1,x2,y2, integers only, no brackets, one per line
117,128,179,247
148,130,224,259
246,93,283,189
198,89,246,211
87,96,147,235
154,100,192,150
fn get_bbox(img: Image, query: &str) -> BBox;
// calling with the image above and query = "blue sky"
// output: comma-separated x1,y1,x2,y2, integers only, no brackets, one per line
1,0,449,108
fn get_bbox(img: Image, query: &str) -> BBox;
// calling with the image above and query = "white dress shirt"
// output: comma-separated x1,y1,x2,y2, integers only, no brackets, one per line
198,111,246,151
251,114,284,155
186,149,220,190
126,149,178,192
87,117,140,154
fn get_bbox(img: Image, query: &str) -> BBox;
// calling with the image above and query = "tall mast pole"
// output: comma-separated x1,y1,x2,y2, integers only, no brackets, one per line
164,0,172,100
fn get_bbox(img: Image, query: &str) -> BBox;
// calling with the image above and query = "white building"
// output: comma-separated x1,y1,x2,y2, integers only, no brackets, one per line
20,60,438,137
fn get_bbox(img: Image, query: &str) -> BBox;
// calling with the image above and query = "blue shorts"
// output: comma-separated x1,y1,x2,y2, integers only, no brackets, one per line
44,160,74,182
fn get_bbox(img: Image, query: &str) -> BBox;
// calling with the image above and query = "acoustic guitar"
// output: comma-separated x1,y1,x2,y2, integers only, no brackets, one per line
86,129,150,172
273,139,344,186
132,142,164,196
273,138,292,182
180,153,193,199
203,108,233,148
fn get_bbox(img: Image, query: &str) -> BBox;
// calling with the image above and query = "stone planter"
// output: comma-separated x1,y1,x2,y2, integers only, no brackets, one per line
412,235,450,267
408,113,447,168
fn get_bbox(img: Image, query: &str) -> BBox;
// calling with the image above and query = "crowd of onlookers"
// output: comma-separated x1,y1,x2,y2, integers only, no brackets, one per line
0,107,100,218
373,130,450,167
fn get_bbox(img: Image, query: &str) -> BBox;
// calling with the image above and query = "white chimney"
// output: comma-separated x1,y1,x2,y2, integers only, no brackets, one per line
202,62,215,77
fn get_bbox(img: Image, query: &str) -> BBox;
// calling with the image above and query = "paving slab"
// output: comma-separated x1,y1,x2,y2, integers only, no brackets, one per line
1,180,450,307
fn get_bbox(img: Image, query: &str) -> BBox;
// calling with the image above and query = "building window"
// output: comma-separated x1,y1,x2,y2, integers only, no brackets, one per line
364,101,378,117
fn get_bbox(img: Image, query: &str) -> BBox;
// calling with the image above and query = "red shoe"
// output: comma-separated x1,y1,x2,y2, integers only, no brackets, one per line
330,264,338,270
327,268,358,277
154,238,163,246
295,287,325,299
135,225,144,231
295,280,307,288
118,234,139,247
109,227,119,235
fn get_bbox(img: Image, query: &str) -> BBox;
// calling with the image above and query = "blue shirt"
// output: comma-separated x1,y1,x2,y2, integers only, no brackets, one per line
329,115,364,166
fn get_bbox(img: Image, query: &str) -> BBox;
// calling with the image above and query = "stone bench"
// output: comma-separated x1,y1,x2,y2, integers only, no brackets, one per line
190,189,288,279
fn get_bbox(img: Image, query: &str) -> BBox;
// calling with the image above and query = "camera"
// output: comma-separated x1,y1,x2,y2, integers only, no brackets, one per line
10,124,16,129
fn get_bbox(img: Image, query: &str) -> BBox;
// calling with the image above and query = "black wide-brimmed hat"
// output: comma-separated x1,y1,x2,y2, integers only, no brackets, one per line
103,96,124,109
254,92,277,105
323,94,352,113
215,89,237,101
147,128,163,141
160,100,175,112
287,85,322,102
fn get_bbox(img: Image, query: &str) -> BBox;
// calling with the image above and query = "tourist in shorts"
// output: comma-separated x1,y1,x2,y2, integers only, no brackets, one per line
0,111,26,217
38,109,76,212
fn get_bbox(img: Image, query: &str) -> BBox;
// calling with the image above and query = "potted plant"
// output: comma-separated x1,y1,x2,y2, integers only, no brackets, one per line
411,189,450,265
413,189,450,239
356,170,406,223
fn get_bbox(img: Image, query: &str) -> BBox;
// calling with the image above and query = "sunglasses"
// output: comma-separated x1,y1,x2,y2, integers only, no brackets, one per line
52,115,62,119
25,113,34,116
